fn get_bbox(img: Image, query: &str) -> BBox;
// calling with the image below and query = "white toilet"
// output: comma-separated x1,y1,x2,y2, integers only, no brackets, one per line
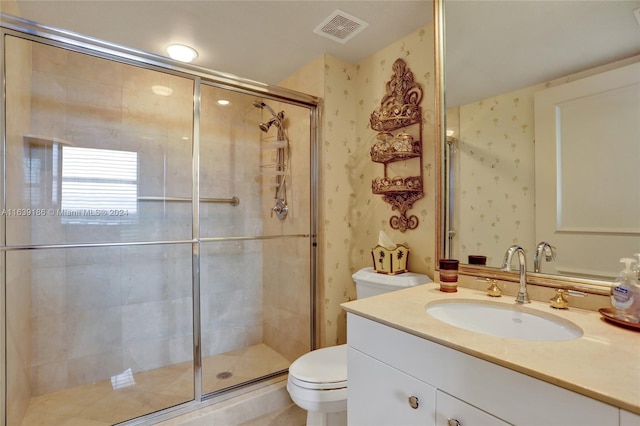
286,267,431,426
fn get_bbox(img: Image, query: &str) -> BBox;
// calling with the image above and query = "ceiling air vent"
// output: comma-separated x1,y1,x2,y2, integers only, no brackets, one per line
313,9,369,44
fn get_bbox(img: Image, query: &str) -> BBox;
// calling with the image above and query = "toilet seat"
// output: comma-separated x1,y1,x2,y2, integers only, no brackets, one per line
288,374,347,390
288,344,347,390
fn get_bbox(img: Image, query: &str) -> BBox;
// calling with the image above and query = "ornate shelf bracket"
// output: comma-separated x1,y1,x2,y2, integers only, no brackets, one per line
369,58,424,232
383,192,424,232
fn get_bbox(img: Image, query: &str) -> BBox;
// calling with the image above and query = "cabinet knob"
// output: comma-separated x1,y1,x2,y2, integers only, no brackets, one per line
408,395,419,409
447,419,461,426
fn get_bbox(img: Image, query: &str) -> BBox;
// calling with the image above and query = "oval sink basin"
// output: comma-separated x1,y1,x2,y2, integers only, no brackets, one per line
425,299,583,341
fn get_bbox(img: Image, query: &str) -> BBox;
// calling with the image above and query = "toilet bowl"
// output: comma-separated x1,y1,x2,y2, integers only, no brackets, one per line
286,267,431,426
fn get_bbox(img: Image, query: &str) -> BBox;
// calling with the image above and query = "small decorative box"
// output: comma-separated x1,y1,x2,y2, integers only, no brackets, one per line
371,244,409,275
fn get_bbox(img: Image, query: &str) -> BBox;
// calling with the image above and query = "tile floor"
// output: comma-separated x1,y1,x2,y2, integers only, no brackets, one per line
20,344,291,425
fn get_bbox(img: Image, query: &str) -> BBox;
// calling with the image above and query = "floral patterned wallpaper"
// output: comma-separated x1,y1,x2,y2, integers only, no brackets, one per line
281,23,436,346
448,55,640,268
450,85,537,267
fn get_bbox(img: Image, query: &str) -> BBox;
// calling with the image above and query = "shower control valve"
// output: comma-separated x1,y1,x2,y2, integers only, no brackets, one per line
271,199,288,220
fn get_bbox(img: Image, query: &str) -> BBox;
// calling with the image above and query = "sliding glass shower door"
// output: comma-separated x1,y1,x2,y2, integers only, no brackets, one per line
2,27,316,425
4,36,196,425
199,85,312,396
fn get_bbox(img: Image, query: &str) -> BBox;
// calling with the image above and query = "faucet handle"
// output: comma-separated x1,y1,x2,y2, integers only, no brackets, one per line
550,289,587,309
486,279,502,297
475,277,502,297
550,289,569,309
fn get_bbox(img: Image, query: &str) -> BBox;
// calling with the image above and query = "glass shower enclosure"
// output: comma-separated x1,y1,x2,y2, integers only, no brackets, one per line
1,16,318,425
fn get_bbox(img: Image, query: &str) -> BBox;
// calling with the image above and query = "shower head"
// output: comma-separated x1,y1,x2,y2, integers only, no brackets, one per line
259,121,273,133
255,101,284,133
259,117,280,133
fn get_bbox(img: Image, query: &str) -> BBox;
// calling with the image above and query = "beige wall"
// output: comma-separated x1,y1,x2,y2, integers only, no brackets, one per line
281,24,437,347
0,0,21,15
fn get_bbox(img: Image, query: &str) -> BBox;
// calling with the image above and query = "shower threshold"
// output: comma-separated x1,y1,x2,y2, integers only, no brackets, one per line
20,343,291,425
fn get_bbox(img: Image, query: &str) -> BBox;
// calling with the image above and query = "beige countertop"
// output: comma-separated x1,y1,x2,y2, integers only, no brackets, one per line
342,283,640,415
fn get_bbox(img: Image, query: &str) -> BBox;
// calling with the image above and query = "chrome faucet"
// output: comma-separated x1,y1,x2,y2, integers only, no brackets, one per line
501,245,530,304
534,241,556,273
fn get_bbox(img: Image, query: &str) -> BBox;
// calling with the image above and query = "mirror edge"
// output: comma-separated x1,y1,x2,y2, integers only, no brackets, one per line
434,0,447,268
433,0,612,296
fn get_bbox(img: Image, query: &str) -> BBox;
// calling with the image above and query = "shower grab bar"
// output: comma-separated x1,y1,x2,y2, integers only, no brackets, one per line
138,196,239,206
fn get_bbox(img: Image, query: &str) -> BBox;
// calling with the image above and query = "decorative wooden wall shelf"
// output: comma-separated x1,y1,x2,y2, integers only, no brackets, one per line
369,58,424,232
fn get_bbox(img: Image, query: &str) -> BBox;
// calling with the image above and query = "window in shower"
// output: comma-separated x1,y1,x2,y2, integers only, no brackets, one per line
60,146,139,224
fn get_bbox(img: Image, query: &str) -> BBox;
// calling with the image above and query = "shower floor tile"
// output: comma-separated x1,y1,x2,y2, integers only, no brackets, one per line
20,343,290,426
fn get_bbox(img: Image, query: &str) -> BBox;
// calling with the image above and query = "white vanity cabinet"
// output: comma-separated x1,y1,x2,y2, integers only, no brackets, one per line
347,313,621,426
621,409,640,426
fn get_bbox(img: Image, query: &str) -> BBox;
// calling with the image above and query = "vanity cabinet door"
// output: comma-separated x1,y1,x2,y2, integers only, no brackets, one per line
436,390,509,426
620,409,640,426
348,347,436,426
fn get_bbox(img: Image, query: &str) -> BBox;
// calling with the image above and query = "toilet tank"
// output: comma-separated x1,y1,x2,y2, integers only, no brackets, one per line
352,267,432,299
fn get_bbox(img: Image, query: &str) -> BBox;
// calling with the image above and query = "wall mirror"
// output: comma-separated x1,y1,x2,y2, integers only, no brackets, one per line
440,0,640,288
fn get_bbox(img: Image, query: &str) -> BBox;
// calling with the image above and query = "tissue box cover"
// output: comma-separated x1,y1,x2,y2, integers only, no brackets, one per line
371,244,409,275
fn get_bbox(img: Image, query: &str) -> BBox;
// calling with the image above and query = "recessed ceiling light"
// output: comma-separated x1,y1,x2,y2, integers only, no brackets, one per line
166,44,198,63
217,99,231,106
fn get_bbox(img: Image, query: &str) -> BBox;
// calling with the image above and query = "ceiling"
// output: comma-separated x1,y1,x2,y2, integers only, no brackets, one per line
445,0,640,106
5,0,431,85
3,1,640,107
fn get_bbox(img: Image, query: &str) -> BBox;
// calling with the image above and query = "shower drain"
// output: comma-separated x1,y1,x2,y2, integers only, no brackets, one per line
216,371,233,380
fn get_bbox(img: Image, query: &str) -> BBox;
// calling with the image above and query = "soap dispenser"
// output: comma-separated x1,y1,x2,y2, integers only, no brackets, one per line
610,258,640,316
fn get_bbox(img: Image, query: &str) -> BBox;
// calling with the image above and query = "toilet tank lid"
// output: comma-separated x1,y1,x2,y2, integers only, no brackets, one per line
352,267,432,288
